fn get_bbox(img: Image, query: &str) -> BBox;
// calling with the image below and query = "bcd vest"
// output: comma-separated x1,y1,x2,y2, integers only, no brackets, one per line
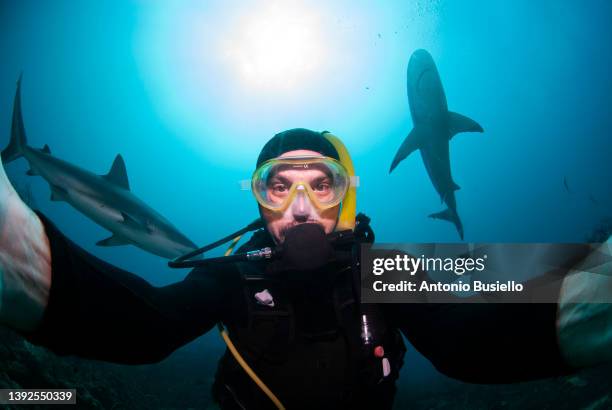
212,229,406,410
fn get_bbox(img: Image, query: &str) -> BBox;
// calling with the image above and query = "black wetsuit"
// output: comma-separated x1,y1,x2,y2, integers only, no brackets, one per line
23,214,572,409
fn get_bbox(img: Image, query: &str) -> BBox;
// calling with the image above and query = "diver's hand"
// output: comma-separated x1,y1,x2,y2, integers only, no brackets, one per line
0,155,51,331
558,236,612,367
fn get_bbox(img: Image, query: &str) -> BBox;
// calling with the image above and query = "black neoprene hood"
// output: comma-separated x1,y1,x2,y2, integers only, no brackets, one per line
256,128,340,169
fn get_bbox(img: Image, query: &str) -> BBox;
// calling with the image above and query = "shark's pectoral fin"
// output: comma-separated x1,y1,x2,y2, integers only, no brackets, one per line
429,208,453,221
448,111,484,139
96,234,131,247
102,154,130,191
50,184,68,201
389,127,424,173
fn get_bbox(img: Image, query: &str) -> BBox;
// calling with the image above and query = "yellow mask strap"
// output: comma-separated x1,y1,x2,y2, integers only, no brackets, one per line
322,132,356,231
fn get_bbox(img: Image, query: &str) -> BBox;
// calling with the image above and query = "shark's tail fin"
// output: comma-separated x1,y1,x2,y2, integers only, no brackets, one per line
2,73,28,165
429,207,464,240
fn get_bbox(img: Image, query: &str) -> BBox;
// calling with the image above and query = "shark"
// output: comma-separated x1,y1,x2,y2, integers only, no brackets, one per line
389,49,484,239
2,76,198,259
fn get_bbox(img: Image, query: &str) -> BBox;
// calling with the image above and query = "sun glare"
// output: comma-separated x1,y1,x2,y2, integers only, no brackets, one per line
223,1,327,91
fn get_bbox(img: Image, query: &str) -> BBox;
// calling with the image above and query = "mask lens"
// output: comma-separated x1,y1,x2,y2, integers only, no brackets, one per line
252,156,350,211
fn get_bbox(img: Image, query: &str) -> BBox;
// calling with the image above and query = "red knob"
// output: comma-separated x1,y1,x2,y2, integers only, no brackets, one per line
374,346,385,358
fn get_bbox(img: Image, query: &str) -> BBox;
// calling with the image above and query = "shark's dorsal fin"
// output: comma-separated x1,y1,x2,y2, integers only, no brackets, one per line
96,234,131,247
447,111,484,139
103,154,130,191
41,144,51,154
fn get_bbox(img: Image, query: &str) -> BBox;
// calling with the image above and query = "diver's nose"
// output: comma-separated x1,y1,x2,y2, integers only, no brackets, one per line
291,186,314,222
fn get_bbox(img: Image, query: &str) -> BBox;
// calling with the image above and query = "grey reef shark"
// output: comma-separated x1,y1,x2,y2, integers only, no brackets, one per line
390,49,484,239
2,75,197,259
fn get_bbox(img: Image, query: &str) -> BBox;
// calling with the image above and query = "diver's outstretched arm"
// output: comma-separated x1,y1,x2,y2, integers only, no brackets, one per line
0,155,51,332
20,213,232,364
386,237,612,383
0,157,233,364
385,302,571,383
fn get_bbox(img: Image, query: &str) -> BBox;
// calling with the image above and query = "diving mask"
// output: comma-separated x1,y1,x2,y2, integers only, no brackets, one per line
249,155,355,212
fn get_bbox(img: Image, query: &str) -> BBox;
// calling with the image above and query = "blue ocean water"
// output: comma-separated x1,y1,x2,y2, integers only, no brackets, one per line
1,0,611,403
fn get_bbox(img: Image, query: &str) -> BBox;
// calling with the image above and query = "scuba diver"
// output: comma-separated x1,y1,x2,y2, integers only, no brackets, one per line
0,128,611,409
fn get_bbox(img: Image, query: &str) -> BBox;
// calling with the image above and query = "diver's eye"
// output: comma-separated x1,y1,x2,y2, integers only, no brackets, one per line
312,182,331,193
272,183,289,194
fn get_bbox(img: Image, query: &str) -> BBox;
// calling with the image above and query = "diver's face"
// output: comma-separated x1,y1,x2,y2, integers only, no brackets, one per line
260,149,340,244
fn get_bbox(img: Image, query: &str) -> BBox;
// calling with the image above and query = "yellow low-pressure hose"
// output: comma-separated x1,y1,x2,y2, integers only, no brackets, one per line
217,323,286,410
219,235,285,410
224,235,243,256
